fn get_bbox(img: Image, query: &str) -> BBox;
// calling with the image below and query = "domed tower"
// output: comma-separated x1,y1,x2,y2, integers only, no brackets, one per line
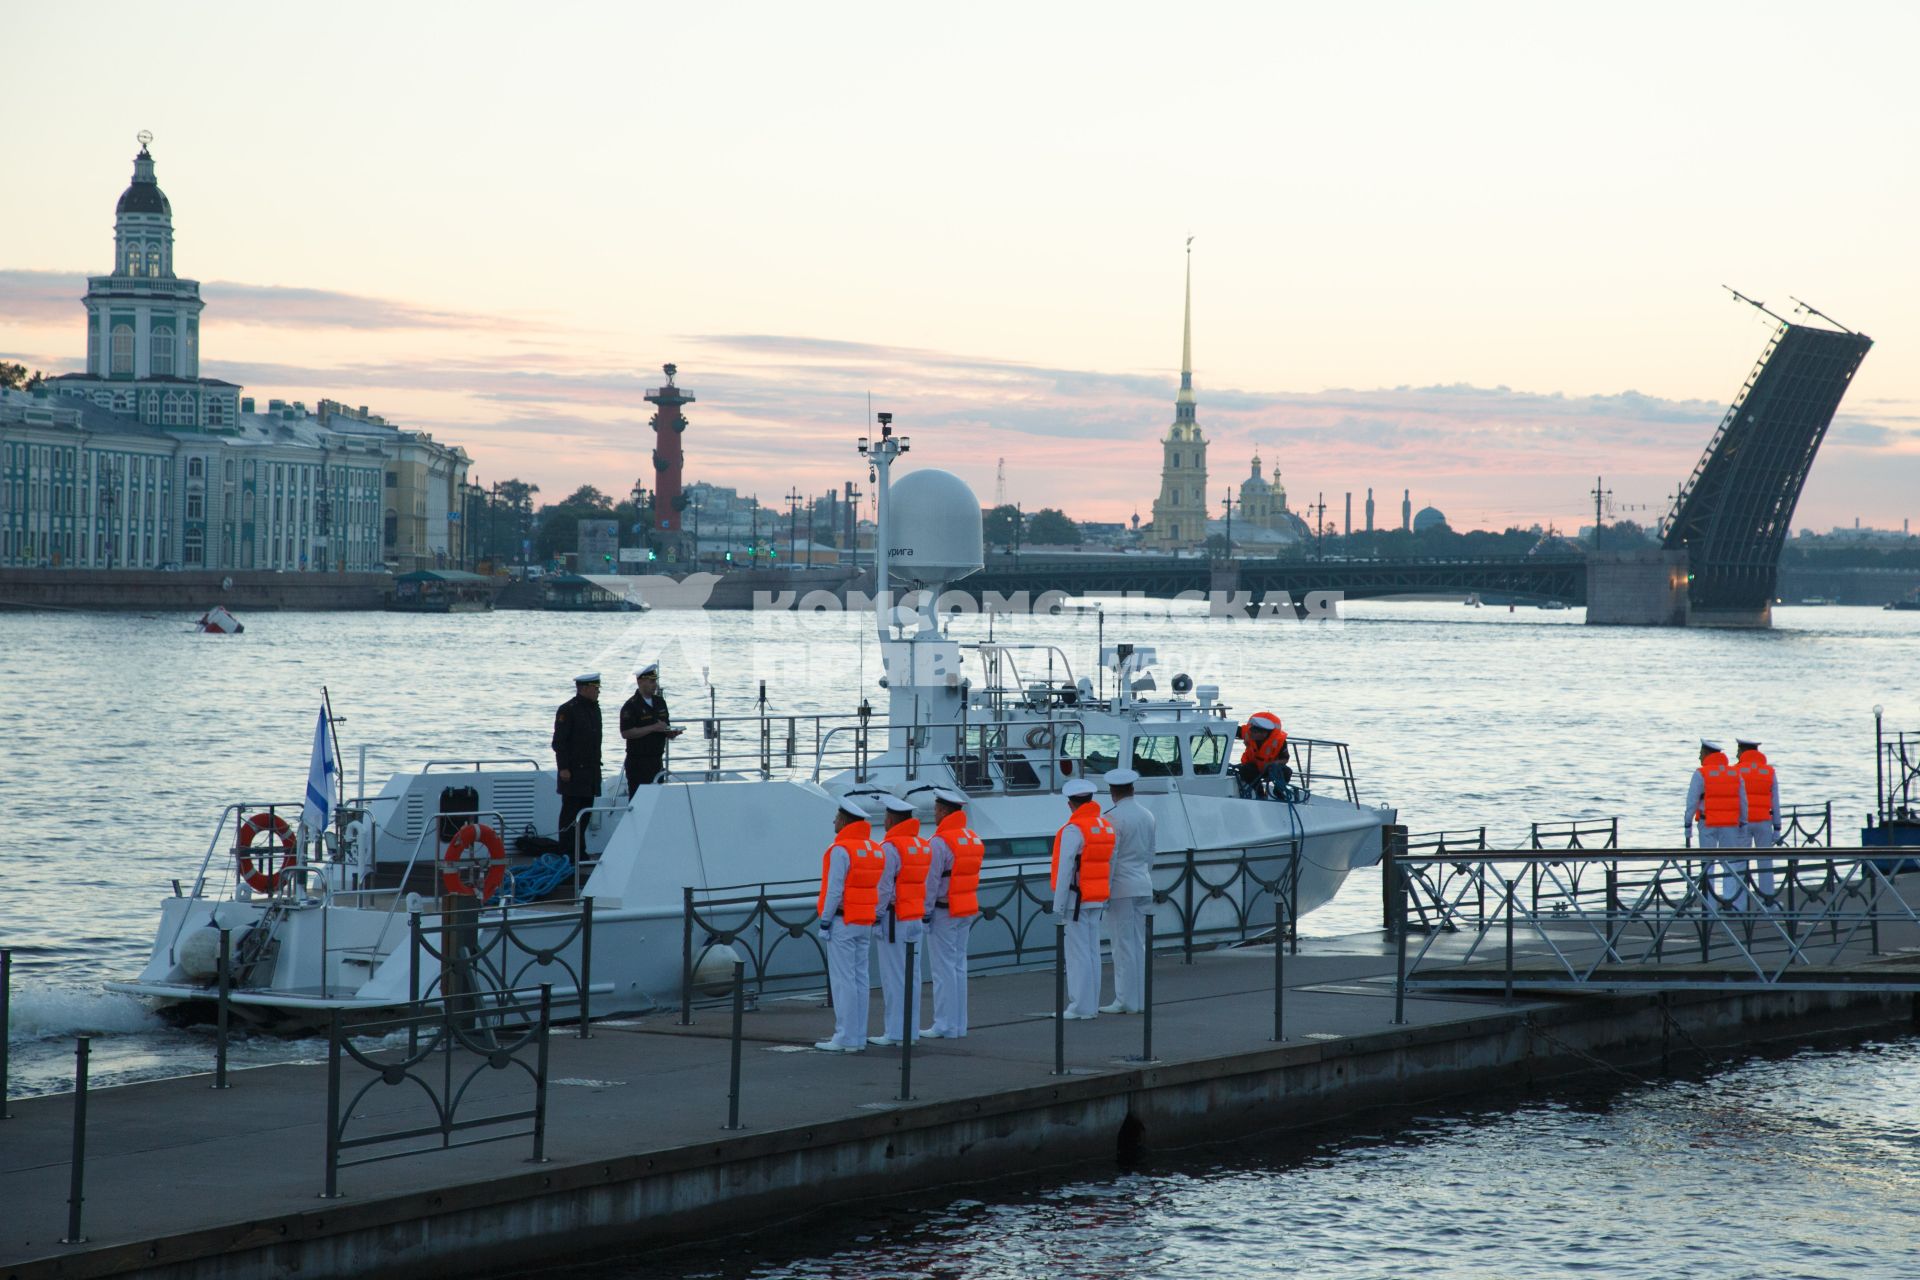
83,133,205,391
1147,240,1208,550
1239,451,1272,526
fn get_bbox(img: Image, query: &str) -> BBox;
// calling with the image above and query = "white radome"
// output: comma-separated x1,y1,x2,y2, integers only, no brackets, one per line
888,468,984,587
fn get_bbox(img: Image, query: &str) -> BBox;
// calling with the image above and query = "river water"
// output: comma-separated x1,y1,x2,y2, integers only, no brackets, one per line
4,599,1917,1273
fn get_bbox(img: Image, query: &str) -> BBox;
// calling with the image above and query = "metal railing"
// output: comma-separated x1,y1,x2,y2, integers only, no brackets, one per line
677,841,1302,1020
1394,809,1835,936
1393,845,1920,996
323,985,552,1198
408,900,595,1046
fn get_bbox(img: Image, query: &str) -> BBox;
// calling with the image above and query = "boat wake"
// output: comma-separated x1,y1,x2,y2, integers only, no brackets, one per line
7,984,164,1041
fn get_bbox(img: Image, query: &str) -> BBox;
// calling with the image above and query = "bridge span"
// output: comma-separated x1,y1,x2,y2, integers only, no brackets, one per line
949,554,1587,609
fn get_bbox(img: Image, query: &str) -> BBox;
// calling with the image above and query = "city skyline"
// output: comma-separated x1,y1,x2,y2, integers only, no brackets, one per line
3,1,1916,533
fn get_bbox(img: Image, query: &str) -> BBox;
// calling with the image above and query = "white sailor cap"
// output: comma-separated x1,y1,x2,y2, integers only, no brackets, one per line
575,671,601,685
880,794,917,815
933,788,969,807
1250,713,1281,730
1700,739,1721,752
635,662,659,678
837,798,872,821
1064,779,1097,800
1105,768,1141,787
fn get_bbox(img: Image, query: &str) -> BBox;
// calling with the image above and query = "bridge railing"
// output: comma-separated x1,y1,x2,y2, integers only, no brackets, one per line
1393,845,1920,995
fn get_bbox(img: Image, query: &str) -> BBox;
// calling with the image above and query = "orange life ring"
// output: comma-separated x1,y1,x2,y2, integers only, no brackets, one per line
441,822,506,899
236,812,296,894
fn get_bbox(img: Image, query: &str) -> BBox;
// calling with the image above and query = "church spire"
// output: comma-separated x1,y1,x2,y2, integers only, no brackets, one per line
1174,237,1197,428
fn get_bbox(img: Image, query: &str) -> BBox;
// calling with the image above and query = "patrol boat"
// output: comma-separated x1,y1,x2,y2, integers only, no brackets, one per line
107,422,1397,1025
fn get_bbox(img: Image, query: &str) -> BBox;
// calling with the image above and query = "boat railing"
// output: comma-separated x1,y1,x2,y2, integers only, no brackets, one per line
656,709,1091,792
1278,738,1362,805
420,757,544,774
675,837,1305,1019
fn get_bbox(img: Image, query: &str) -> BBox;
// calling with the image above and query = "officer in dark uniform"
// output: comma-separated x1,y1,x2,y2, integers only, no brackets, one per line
619,662,682,795
551,672,603,857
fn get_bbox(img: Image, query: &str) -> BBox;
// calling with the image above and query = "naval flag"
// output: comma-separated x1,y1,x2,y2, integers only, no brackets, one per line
302,704,339,833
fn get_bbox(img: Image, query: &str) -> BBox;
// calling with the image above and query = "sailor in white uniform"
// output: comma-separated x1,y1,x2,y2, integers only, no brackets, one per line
870,794,926,1046
1101,769,1157,1014
921,788,977,1039
1053,778,1110,1020
814,798,878,1053
1685,739,1750,909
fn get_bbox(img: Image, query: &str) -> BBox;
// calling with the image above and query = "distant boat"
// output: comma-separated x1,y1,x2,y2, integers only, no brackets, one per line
1537,600,1568,611
387,569,496,613
1888,598,1920,612
1464,593,1482,607
195,605,243,634
1798,597,1838,607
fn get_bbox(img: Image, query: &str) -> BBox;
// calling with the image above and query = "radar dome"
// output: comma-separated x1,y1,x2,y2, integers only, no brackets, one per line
888,469,984,586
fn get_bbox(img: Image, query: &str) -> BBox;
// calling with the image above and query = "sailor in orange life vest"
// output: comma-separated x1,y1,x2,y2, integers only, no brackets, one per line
1735,737,1783,900
1236,712,1290,800
869,794,930,1046
1100,768,1158,1014
1685,740,1750,907
920,788,983,1039
814,798,883,1053
1051,778,1117,1019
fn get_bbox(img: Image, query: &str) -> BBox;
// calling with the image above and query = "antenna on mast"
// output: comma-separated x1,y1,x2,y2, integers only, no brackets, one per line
1788,296,1856,335
1723,285,1789,326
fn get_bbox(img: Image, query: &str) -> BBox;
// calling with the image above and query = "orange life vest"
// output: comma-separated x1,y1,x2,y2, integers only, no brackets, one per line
1238,715,1287,770
1051,802,1116,906
937,811,985,919
818,820,883,925
1737,750,1775,823
1697,754,1743,828
884,817,932,923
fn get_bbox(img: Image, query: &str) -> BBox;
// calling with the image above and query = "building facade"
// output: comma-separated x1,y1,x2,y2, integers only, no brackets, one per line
0,138,469,573
1145,246,1208,551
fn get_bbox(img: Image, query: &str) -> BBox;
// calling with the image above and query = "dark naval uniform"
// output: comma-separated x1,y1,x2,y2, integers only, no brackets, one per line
552,691,603,856
620,690,673,792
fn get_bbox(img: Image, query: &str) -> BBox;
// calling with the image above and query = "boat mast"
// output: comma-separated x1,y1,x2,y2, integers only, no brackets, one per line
859,411,909,646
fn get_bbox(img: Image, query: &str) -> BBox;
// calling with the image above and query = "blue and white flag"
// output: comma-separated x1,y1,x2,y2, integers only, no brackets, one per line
302,704,338,833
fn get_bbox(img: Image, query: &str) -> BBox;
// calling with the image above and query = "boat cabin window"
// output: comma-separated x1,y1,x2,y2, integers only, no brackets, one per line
1190,731,1228,775
1069,731,1122,777
1131,734,1184,777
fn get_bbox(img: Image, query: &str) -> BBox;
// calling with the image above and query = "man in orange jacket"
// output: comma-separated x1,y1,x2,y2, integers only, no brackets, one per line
1052,778,1116,1019
1685,740,1749,910
1236,712,1290,799
814,799,882,1053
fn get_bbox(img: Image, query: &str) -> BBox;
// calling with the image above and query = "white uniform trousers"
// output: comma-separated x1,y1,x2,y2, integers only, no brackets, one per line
1700,825,1749,911
1063,904,1107,1018
875,917,926,1043
1105,896,1150,1012
1744,822,1779,899
924,908,973,1037
825,920,872,1049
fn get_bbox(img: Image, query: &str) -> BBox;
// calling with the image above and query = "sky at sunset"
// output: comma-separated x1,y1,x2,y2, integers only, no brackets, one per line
3,1,1916,533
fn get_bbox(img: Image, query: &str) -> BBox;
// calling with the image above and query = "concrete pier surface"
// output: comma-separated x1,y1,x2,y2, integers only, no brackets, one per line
2,934,1910,1280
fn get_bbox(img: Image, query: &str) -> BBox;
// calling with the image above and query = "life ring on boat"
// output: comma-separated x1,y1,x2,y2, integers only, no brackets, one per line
235,812,296,894
1025,725,1056,750
441,822,506,899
